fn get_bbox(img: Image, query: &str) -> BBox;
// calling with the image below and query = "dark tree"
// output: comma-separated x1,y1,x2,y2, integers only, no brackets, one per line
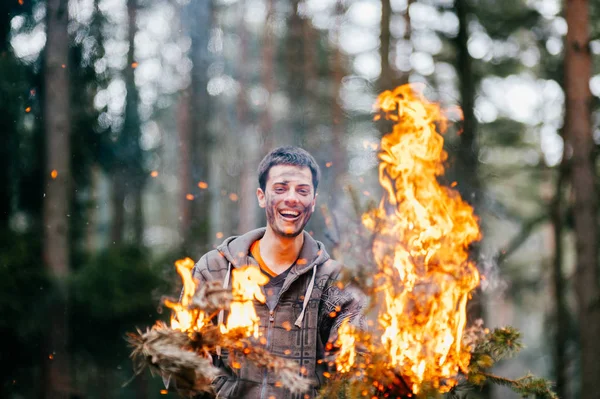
43,0,72,397
564,1,600,398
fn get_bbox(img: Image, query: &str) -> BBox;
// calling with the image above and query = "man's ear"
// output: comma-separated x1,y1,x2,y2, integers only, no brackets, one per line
257,188,266,208
311,192,318,212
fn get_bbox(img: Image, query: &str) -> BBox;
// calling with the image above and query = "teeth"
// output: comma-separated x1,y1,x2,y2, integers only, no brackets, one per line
280,211,300,217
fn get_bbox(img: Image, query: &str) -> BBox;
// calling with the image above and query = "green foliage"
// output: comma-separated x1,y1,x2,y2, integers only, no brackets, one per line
472,326,523,363
0,231,48,330
476,373,557,398
73,246,156,317
71,245,170,366
0,231,48,396
463,327,557,399
476,4,540,40
480,118,527,147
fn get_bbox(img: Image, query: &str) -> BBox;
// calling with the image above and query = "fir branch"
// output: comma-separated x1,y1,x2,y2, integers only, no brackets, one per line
463,325,557,399
472,326,523,362
477,372,558,399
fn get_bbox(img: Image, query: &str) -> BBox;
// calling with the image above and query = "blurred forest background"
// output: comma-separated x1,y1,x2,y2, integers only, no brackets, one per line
1,0,600,398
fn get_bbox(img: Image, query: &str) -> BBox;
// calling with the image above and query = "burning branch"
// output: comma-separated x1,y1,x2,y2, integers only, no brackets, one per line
127,323,219,396
126,258,310,397
322,84,556,398
361,84,481,394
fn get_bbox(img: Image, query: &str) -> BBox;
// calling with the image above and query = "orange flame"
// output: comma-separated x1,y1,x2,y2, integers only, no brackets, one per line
362,84,480,393
335,319,356,373
164,259,269,340
164,257,206,332
220,265,269,338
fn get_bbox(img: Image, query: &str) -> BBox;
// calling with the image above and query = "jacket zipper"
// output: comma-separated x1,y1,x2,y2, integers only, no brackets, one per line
259,269,312,398
260,309,275,399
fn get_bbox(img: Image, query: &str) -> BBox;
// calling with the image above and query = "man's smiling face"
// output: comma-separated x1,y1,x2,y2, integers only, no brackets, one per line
257,164,316,238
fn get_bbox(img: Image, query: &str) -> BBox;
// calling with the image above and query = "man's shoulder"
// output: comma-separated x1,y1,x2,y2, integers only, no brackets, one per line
193,249,230,281
316,258,345,282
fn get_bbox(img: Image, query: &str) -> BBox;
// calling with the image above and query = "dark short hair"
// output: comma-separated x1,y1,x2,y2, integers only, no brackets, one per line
257,146,321,193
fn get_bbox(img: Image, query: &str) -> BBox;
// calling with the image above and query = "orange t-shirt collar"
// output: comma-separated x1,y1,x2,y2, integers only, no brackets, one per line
250,240,278,277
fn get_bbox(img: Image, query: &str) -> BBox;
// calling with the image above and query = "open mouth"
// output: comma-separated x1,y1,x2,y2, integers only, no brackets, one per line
278,209,301,222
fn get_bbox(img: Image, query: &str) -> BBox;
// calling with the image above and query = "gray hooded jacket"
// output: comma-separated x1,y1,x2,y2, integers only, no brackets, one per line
191,228,365,399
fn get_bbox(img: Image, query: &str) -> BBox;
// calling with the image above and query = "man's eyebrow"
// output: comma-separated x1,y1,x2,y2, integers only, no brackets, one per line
272,181,311,187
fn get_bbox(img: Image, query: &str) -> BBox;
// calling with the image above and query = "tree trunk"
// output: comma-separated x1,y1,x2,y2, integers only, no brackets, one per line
455,0,479,202
0,99,12,229
379,0,392,91
454,4,489,398
178,87,193,241
287,0,307,145
110,171,126,244
43,0,71,397
302,9,316,137
564,1,600,397
331,0,346,192
236,0,258,234
0,2,12,227
455,0,485,323
125,0,144,245
260,0,275,152
187,0,213,253
551,162,569,399
111,0,144,246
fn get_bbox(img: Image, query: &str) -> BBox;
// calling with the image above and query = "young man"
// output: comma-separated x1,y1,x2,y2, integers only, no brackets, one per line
191,146,365,398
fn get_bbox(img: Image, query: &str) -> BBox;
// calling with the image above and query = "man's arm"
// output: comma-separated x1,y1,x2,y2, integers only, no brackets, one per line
320,279,367,344
315,270,367,388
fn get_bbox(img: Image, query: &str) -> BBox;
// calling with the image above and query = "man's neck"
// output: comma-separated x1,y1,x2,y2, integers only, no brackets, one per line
259,226,304,273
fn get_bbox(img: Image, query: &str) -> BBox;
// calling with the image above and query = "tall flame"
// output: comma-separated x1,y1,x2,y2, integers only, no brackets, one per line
363,84,481,393
164,257,206,332
220,265,269,338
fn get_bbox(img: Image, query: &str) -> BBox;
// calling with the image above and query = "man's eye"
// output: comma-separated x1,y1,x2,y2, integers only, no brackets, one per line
274,188,285,193
298,190,309,195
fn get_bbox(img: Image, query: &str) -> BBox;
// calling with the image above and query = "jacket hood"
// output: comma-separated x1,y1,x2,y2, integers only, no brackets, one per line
216,227,330,275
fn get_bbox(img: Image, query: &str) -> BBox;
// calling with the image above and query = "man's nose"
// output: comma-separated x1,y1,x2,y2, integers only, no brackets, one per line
284,190,299,205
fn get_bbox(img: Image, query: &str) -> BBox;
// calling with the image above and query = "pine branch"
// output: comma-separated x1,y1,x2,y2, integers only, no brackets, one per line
463,325,557,399
471,326,523,362
477,372,558,399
